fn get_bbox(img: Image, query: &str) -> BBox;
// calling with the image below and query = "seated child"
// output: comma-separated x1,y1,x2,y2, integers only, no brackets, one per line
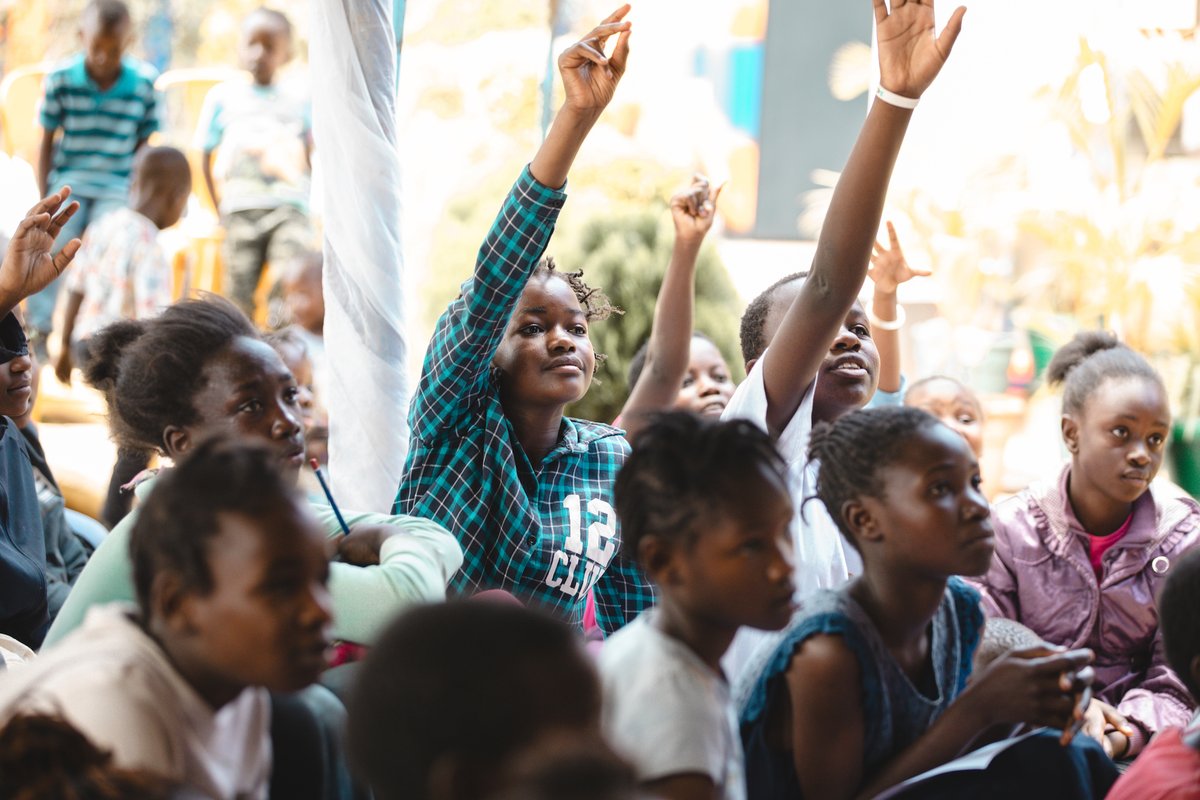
279,251,325,359
1107,547,1200,800
0,713,170,799
620,176,734,429
721,0,956,681
0,437,333,797
0,187,84,648
195,7,314,319
13,353,92,620
0,316,50,648
346,602,603,800
904,375,984,458
44,296,462,650
601,412,795,800
394,6,652,634
970,331,1199,757
738,406,1115,800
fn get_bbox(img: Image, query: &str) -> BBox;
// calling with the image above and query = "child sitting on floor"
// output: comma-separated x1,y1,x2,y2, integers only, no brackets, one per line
0,437,333,797
602,412,795,800
1107,547,1200,799
738,406,1116,800
394,5,653,633
347,602,604,800
969,331,1200,758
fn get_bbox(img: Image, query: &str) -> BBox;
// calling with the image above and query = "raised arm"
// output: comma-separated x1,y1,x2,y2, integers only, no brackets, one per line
409,6,633,441
0,189,81,319
619,176,722,436
869,221,929,394
759,0,964,435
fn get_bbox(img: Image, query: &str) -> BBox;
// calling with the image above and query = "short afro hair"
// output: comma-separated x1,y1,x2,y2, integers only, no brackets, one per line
347,602,600,800
739,271,808,366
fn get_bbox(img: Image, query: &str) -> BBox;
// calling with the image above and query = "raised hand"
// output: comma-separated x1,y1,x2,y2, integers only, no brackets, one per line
0,188,81,315
558,4,632,116
869,221,931,293
874,0,967,98
670,175,724,246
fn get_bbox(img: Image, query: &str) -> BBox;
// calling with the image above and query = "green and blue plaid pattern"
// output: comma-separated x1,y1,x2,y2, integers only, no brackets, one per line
395,166,654,634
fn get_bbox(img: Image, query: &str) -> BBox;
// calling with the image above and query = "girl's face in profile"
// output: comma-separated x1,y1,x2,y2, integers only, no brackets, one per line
861,423,993,579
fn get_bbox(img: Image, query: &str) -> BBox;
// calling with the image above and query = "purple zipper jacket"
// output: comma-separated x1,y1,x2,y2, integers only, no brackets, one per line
968,464,1200,755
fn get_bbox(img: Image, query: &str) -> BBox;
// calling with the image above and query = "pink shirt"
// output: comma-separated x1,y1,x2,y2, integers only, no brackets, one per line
1087,513,1133,577
1107,716,1200,800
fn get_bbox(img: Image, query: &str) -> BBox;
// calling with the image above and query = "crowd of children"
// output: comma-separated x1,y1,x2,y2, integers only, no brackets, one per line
0,0,1197,798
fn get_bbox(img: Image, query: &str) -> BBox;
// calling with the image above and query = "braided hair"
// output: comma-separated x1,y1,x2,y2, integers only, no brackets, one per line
738,271,808,366
615,411,787,559
530,257,621,371
1045,331,1164,417
807,406,943,542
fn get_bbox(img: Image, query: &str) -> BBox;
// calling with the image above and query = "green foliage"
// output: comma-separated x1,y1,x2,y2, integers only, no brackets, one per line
559,206,743,424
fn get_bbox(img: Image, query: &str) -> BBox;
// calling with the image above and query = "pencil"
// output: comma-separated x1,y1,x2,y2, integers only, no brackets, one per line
310,458,351,536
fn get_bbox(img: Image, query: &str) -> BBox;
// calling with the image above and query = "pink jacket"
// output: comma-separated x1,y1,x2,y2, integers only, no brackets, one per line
969,464,1200,755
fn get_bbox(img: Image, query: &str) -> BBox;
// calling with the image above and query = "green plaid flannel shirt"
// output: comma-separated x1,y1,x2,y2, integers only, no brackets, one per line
394,166,654,634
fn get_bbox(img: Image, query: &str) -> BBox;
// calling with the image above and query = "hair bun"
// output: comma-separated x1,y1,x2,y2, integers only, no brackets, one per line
81,319,148,395
1045,330,1122,388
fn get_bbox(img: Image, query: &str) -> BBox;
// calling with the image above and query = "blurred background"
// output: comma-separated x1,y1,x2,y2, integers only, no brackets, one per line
2,0,1200,504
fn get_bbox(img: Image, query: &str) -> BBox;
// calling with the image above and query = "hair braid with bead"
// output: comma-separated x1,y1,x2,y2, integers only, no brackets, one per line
806,406,943,542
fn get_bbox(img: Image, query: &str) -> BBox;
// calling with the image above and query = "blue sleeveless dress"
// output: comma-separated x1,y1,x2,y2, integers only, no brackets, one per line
736,578,983,799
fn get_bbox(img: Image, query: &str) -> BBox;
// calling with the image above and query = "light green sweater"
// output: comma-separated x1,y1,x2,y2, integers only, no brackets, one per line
43,477,463,649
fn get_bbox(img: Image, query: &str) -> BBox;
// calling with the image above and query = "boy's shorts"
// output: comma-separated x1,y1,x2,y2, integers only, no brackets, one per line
222,205,315,319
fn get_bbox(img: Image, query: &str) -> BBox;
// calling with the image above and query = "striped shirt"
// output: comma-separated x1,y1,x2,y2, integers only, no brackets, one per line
395,166,654,634
39,55,160,202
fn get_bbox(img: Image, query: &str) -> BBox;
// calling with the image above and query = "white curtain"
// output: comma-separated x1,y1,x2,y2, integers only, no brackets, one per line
309,0,408,512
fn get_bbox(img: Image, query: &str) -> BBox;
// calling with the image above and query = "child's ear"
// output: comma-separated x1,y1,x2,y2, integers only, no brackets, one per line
843,499,880,544
151,572,197,635
637,535,680,586
162,425,191,460
1061,415,1080,455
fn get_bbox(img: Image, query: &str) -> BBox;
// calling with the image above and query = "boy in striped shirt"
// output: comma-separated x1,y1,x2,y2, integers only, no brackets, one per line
32,0,159,345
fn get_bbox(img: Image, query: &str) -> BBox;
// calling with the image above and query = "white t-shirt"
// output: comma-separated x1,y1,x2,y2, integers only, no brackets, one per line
720,353,855,685
600,610,746,800
0,604,271,800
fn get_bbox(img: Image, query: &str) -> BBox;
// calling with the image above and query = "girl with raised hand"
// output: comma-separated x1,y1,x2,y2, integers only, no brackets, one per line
44,296,462,650
971,331,1200,759
620,175,733,432
394,6,654,634
738,407,1117,800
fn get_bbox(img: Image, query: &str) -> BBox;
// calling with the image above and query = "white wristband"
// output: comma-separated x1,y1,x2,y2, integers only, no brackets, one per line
869,304,906,331
875,85,919,110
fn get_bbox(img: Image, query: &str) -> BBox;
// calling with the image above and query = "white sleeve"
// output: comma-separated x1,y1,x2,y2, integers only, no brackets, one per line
721,348,816,467
325,521,463,645
606,669,730,784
